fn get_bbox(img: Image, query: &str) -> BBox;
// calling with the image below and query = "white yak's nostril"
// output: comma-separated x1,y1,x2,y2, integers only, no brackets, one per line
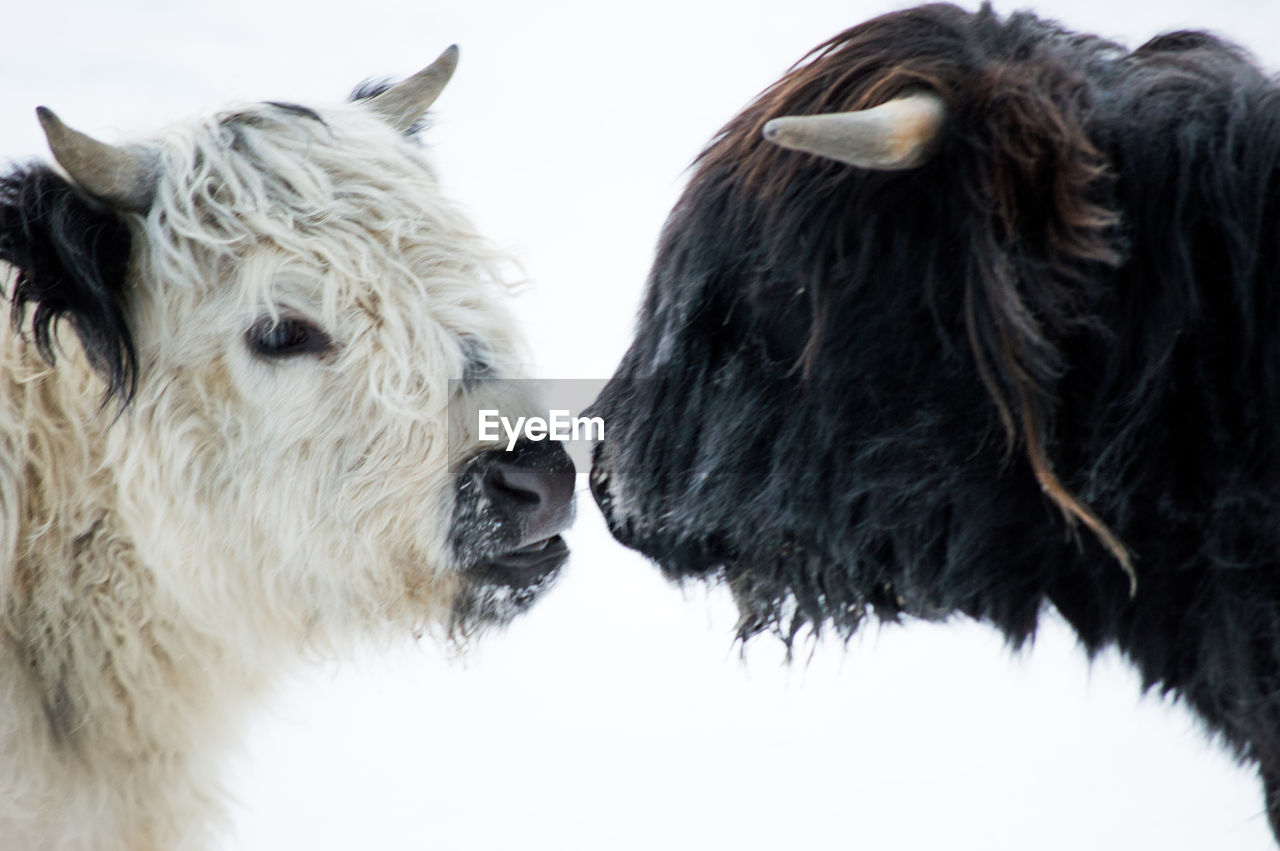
481,448,576,549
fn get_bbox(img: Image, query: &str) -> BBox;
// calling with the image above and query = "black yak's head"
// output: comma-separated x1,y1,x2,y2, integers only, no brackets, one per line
589,3,1239,644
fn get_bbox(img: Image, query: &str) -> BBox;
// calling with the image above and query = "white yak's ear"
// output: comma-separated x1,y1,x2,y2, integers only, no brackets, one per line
36,107,157,212
762,90,946,171
367,45,459,133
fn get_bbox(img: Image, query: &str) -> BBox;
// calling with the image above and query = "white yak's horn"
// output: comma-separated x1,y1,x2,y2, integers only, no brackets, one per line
368,45,460,132
37,107,157,211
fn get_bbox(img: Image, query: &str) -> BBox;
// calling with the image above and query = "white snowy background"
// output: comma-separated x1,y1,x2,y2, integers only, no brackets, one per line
2,1,1277,848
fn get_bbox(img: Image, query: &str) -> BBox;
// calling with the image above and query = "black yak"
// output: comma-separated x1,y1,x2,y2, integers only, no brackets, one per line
589,2,1280,836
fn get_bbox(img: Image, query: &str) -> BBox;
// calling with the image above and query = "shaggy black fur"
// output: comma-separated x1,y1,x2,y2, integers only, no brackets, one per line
263,101,326,126
348,79,396,102
589,3,1280,837
0,164,136,403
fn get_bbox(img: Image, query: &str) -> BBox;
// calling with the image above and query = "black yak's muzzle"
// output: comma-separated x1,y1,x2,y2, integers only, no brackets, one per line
449,439,575,629
589,440,730,582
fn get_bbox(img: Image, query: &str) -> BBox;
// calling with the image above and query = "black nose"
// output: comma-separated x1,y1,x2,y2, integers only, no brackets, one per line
479,441,575,547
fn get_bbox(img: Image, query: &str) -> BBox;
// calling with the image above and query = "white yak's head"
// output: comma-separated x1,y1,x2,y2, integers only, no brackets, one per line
0,47,574,647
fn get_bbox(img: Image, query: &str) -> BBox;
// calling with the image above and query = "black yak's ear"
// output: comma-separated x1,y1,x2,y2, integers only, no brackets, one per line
960,67,1131,585
0,164,137,404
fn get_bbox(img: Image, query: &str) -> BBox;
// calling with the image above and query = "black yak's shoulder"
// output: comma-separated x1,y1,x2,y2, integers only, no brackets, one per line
0,163,136,403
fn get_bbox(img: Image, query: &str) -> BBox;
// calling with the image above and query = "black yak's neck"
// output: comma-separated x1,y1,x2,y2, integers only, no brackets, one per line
1034,50,1280,776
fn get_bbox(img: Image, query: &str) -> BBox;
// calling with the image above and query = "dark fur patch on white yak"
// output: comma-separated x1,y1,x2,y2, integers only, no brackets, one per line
0,165,136,404
348,80,432,137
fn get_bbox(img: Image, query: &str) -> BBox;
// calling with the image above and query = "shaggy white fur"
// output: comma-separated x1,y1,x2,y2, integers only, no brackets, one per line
0,72,540,849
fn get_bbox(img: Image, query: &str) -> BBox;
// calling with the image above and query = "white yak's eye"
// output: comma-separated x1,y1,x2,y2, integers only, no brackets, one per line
245,315,332,360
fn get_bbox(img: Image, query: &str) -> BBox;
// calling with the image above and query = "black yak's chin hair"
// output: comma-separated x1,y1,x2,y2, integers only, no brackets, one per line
591,502,935,650
713,542,880,648
590,445,914,648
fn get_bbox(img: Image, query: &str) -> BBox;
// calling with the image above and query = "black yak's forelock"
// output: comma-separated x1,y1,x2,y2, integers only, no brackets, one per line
0,164,136,404
701,3,1141,580
590,1,1280,804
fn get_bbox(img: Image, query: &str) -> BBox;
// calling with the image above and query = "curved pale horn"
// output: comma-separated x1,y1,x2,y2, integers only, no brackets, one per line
367,45,459,132
761,90,946,171
36,107,156,212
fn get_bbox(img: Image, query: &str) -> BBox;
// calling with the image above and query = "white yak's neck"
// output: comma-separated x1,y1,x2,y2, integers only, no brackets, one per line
0,336,271,850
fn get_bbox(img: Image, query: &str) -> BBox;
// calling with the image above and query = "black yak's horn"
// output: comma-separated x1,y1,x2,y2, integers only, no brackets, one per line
368,45,459,132
36,107,156,212
762,91,946,170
